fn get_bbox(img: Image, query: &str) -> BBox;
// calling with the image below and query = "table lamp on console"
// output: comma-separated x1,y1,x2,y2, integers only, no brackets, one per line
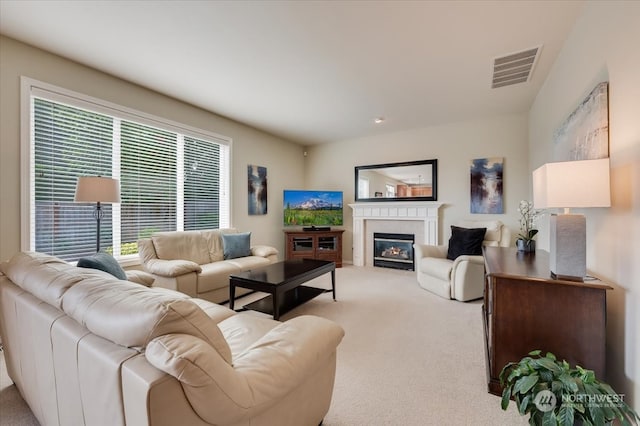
532,158,611,281
74,176,121,253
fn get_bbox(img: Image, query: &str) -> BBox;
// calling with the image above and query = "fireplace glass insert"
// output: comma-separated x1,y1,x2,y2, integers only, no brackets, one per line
373,233,415,271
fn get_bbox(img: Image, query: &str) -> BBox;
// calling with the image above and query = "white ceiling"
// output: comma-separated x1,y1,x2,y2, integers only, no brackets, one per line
0,1,584,145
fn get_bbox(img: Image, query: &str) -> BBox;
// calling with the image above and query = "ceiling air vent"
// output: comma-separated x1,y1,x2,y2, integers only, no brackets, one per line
491,46,541,89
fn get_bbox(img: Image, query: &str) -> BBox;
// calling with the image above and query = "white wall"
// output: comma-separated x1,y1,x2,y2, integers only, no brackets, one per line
529,2,640,409
0,36,304,261
304,113,530,262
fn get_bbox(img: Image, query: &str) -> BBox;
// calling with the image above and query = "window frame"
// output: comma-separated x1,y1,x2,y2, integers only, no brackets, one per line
20,77,233,266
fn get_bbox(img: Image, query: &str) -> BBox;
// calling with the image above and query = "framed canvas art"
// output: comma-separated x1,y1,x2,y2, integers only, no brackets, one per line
248,165,267,215
470,157,503,214
553,82,609,161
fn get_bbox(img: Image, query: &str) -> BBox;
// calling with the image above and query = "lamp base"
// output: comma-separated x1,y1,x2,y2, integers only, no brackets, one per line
549,214,586,281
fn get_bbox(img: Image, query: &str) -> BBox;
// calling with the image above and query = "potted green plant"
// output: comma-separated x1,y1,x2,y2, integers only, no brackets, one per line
516,200,543,252
500,350,640,426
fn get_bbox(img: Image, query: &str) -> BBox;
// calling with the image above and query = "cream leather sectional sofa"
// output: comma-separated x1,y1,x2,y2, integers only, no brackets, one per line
0,251,344,426
138,228,278,303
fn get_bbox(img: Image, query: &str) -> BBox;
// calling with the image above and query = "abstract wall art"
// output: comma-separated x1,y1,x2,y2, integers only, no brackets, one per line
553,82,609,161
248,164,267,215
470,157,503,214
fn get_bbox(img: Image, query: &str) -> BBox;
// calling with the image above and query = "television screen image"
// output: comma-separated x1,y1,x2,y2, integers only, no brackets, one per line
283,190,343,227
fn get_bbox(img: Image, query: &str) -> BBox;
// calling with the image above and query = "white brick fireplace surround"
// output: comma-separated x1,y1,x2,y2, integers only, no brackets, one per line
349,202,443,267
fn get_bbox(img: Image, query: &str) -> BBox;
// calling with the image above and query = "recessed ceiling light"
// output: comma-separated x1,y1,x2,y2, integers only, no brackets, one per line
374,117,385,124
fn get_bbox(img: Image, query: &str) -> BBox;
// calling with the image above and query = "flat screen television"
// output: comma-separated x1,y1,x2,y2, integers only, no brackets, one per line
283,190,343,227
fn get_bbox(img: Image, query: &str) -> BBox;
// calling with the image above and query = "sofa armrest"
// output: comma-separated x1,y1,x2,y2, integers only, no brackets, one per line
250,245,278,258
450,255,486,301
413,243,448,259
145,259,202,277
146,315,344,425
125,270,156,287
451,254,484,269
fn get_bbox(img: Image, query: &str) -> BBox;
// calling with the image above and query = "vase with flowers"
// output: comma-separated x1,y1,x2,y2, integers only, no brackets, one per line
517,200,543,253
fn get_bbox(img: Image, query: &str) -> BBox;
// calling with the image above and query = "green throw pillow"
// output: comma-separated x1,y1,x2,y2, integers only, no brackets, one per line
77,252,128,280
222,232,251,260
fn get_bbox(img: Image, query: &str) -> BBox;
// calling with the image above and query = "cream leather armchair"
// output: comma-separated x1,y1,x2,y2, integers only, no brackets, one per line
413,220,511,301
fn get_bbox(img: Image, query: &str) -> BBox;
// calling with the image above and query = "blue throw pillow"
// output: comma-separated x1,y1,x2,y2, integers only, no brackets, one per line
77,252,127,280
222,232,252,260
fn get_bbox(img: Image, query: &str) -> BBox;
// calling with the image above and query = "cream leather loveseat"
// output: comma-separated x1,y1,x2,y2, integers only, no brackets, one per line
138,228,278,303
0,251,344,426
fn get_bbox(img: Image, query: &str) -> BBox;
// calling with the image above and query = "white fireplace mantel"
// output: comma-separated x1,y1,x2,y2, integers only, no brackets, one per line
349,201,443,267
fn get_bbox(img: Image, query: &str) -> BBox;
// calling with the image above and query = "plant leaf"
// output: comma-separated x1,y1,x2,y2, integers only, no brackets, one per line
501,387,512,411
541,409,557,426
558,405,574,426
559,373,579,392
581,368,596,384
516,374,539,395
540,370,553,382
499,362,515,383
602,403,615,421
537,357,563,374
518,395,531,415
529,349,542,357
581,417,594,426
589,403,605,425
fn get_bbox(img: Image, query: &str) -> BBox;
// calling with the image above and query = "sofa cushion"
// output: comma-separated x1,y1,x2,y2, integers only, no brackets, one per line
197,262,242,294
77,252,127,280
1,251,86,309
218,314,279,359
163,300,232,364
62,278,189,348
146,315,345,426
222,232,251,260
226,256,271,271
62,279,233,363
152,230,211,265
446,226,486,260
251,245,279,258
201,228,237,262
191,298,236,324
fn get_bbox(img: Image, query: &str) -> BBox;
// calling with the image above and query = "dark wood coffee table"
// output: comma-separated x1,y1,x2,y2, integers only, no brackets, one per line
229,259,336,320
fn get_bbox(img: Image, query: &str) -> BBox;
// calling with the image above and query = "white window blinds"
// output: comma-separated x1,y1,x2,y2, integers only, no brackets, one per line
25,80,231,262
33,98,115,259
120,121,177,254
184,136,222,230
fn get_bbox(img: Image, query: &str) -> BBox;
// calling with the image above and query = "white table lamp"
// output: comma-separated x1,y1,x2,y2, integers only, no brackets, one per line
74,176,121,252
532,158,611,281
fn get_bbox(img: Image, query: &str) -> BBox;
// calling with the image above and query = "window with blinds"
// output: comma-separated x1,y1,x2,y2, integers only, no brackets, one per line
25,80,230,263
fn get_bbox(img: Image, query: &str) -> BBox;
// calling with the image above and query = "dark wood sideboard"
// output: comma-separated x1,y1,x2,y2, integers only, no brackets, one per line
482,247,612,396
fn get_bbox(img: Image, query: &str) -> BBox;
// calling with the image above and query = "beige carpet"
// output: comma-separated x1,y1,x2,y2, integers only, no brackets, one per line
0,265,527,425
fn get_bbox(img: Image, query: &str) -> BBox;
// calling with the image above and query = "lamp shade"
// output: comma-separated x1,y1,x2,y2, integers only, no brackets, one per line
532,158,611,209
74,176,121,203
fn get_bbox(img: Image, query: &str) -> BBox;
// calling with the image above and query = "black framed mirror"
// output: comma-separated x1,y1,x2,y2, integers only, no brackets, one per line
355,159,438,202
